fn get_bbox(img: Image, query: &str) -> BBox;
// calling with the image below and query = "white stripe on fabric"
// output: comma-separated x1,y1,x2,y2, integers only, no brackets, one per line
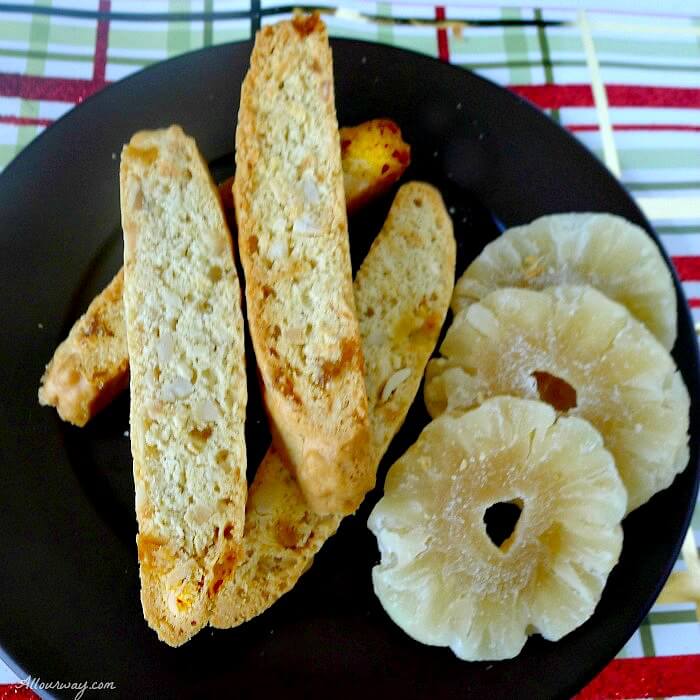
639,197,700,221
661,234,700,255
41,59,93,80
578,9,620,177
682,282,700,298
105,63,143,82
560,107,700,127
652,623,700,655
598,67,700,89
37,101,74,120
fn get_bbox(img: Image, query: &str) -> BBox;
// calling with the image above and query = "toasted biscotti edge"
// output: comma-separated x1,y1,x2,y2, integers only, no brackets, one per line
121,125,247,646
211,181,456,628
233,15,371,516
38,269,128,426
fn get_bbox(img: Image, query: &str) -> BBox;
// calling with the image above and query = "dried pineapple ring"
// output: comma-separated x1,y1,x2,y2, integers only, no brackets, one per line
368,397,626,661
425,286,690,513
453,213,677,349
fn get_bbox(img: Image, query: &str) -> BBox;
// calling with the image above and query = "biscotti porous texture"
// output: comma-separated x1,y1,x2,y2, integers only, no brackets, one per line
121,125,247,646
234,16,371,515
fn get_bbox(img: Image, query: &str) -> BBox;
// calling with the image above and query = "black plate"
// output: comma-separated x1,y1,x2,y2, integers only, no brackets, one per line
0,39,697,700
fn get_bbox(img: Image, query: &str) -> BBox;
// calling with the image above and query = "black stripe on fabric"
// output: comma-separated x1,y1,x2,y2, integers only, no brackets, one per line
251,0,261,34
0,2,565,28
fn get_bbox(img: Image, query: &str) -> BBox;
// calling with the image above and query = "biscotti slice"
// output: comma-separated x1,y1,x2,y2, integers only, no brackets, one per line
211,182,456,628
121,126,247,646
38,269,128,426
234,15,371,515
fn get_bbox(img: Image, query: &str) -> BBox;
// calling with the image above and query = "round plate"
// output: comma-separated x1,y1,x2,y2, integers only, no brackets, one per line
0,39,697,699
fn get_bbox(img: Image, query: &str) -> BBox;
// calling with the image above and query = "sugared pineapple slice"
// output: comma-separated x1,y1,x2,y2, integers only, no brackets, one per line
453,213,677,349
368,397,626,661
425,286,690,513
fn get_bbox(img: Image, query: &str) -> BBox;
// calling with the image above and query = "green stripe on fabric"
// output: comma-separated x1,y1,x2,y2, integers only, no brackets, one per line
203,0,213,47
502,8,531,84
449,35,532,56
16,0,50,152
45,23,96,46
376,3,393,47
25,0,50,77
0,47,95,63
580,36,700,60
639,618,656,657
0,20,32,42
619,149,700,170
541,32,585,56
388,33,439,58
590,148,700,171
455,58,700,73
647,610,699,624
167,0,192,56
534,8,559,124
211,19,250,44
109,29,169,50
627,181,700,192
0,144,21,167
656,224,700,234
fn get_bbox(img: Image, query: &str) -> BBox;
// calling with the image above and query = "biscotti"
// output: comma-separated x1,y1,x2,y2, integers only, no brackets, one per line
233,15,371,515
121,125,247,646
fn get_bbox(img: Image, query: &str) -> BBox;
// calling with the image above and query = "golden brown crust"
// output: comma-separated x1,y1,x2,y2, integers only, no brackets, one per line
234,17,371,515
211,182,456,628
38,268,128,427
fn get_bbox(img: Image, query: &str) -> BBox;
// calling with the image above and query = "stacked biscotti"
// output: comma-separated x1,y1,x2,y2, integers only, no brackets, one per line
36,15,455,647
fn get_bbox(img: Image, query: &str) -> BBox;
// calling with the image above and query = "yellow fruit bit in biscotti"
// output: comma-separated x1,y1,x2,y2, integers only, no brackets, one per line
124,145,159,165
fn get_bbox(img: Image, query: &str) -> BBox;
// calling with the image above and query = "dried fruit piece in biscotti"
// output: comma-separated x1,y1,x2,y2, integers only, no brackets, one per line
452,213,677,349
425,285,690,513
368,396,626,661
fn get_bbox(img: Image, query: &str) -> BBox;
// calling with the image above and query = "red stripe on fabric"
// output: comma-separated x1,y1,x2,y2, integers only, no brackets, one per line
510,84,700,110
568,123,700,133
435,6,449,62
93,0,111,85
0,74,697,111
0,74,102,103
688,298,700,308
576,655,700,699
0,684,38,699
672,256,700,281
0,114,52,127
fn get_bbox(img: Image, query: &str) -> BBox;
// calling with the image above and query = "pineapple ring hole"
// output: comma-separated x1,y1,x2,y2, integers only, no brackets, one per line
532,371,577,412
483,498,524,551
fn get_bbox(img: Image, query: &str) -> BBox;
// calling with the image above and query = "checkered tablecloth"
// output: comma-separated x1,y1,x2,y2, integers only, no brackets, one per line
0,1,698,698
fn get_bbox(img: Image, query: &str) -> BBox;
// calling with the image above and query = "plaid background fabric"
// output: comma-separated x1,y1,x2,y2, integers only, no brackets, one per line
0,2,698,698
